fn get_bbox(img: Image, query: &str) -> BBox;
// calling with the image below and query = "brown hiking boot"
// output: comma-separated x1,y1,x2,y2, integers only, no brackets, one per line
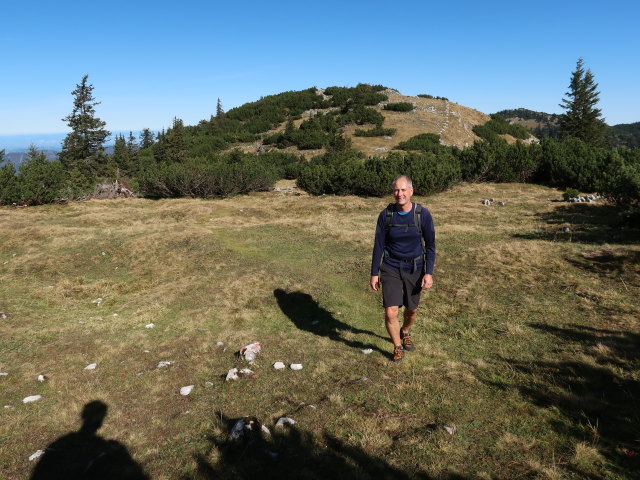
400,330,415,351
392,345,404,362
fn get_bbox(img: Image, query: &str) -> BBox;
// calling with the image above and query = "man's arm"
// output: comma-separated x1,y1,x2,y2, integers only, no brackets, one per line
370,211,386,290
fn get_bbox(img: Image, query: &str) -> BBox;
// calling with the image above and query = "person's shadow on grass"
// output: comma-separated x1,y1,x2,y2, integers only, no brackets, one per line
30,400,149,480
274,288,387,355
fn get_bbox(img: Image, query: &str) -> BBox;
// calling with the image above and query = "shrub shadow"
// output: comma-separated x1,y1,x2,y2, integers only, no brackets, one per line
274,288,387,355
483,323,640,476
30,400,149,480
182,412,470,480
513,203,640,244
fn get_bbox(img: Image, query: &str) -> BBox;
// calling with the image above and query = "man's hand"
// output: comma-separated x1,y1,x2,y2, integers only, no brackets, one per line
421,274,433,290
370,275,380,291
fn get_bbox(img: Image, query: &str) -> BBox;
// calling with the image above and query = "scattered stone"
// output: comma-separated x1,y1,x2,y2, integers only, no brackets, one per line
563,227,571,233
216,341,225,347
374,147,388,151
92,298,103,306
307,405,317,410
290,364,303,370
240,342,261,363
0,312,7,319
0,372,8,376
101,252,106,256
499,201,506,206
157,361,172,368
442,425,456,435
273,362,286,370
136,371,145,376
45,286,54,289
383,136,393,140
350,377,369,384
143,350,150,353
29,450,45,462
205,381,214,387
112,313,119,317
362,348,373,355
275,417,296,427
239,368,255,376
489,198,495,202
23,395,42,403
84,363,97,370
261,425,271,436
145,323,155,329
226,368,239,381
37,375,46,383
180,385,195,396
94,317,104,321
12,253,16,257
3,261,8,265
4,405,13,409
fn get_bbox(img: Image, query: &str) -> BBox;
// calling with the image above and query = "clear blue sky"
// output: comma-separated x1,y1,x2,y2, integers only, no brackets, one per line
1,0,638,139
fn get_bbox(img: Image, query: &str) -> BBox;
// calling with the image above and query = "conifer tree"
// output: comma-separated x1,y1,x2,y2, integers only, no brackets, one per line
112,134,130,174
559,58,607,148
59,75,111,179
139,128,155,149
216,98,225,118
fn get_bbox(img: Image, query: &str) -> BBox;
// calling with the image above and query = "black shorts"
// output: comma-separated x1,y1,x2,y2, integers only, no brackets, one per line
380,261,423,310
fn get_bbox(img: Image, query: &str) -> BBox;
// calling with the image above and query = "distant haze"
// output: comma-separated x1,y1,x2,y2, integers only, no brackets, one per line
0,131,153,153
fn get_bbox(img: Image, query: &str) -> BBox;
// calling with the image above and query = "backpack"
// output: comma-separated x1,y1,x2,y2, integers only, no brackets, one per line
383,202,426,273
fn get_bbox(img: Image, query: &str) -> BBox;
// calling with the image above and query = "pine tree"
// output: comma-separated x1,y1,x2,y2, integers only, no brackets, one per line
559,58,607,148
59,75,111,179
139,128,155,149
216,98,225,118
112,134,130,175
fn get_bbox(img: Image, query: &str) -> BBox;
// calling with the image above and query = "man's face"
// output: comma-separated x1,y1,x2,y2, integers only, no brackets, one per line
393,179,413,208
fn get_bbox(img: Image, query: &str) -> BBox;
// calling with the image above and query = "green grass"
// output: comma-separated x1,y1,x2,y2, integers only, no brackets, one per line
1,183,639,479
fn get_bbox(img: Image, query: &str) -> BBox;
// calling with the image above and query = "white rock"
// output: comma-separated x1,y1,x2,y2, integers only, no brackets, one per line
0,313,7,319
157,361,172,368
275,417,296,427
101,252,106,256
216,341,225,347
92,298,103,305
37,375,45,382
226,368,239,381
29,450,45,461
143,350,150,353
261,425,271,435
180,385,195,396
0,372,8,376
273,362,286,370
3,261,8,265
362,348,373,354
145,323,155,329
12,253,16,257
239,368,254,375
4,405,13,409
84,363,97,370
112,313,119,317
23,395,42,403
205,381,214,387
290,364,303,370
443,425,456,435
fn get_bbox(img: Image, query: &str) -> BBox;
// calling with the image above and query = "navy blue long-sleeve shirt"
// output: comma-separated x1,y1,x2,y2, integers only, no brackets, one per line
370,202,436,276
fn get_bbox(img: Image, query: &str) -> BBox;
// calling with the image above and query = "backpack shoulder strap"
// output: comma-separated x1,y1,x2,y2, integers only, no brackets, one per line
414,203,423,235
384,203,395,232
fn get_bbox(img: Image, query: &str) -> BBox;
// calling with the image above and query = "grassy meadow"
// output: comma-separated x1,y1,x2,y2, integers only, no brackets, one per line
1,182,638,479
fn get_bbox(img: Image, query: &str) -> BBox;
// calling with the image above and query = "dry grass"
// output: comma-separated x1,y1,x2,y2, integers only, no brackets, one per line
1,182,638,479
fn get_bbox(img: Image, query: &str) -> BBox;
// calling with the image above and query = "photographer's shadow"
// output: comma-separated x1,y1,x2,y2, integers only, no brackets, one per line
274,289,386,355
30,400,149,480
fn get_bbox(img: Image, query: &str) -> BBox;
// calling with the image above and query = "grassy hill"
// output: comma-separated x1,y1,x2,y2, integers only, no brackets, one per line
1,182,638,479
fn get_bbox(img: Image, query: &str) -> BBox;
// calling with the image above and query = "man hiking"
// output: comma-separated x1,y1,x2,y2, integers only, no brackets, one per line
370,175,436,362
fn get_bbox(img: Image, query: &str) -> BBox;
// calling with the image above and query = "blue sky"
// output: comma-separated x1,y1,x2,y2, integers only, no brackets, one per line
1,0,638,145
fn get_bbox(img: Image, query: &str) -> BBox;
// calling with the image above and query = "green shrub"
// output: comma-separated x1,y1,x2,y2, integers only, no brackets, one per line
383,102,415,112
354,126,396,137
458,139,542,183
396,133,442,153
17,153,67,205
417,94,449,101
473,115,531,141
562,188,580,201
0,163,19,205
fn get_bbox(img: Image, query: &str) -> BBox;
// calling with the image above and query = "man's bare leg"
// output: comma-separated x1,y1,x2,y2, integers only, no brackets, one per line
384,306,401,346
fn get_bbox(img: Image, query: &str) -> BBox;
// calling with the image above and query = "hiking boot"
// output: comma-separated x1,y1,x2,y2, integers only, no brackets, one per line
400,330,415,351
392,345,404,362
